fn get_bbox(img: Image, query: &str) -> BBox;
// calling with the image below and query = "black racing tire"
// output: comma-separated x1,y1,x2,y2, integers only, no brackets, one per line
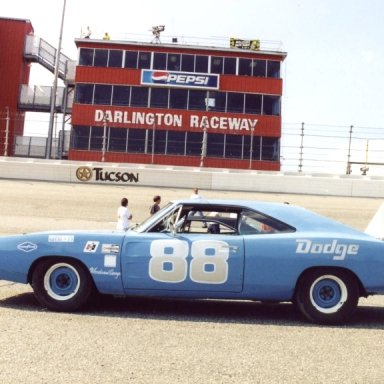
31,258,93,312
294,269,359,325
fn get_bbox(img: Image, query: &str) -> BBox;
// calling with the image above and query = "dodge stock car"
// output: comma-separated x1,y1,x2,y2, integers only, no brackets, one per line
0,199,384,324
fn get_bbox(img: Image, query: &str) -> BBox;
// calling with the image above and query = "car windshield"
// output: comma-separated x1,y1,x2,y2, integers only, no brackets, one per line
132,202,175,233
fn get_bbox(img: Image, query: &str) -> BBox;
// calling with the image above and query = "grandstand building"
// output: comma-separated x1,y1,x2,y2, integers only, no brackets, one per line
0,17,286,170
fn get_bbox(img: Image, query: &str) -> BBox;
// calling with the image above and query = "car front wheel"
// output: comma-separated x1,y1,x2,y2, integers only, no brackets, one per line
32,259,93,311
295,269,359,324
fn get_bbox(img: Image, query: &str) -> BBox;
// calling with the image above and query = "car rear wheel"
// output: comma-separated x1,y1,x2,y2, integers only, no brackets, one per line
32,259,93,311
295,269,359,324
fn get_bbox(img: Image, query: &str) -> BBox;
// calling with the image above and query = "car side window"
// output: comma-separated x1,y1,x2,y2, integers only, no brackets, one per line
239,209,295,235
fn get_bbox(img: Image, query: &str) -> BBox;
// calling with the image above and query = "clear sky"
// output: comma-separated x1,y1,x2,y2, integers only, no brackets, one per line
3,0,384,175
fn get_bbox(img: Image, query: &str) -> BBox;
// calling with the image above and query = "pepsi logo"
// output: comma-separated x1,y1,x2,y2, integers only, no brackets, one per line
152,71,169,81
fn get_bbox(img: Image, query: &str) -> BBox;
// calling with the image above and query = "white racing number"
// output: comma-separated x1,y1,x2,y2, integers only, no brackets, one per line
149,239,229,284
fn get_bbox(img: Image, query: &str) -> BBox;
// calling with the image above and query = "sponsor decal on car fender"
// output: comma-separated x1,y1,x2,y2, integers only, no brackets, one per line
295,239,359,260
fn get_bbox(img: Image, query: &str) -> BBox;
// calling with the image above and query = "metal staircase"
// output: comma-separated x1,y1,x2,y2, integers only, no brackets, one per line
19,35,76,113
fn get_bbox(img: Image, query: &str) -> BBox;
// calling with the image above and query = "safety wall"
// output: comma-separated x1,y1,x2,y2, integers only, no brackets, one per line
0,157,383,198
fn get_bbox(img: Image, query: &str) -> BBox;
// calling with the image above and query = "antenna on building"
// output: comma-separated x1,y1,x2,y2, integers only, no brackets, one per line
151,25,165,43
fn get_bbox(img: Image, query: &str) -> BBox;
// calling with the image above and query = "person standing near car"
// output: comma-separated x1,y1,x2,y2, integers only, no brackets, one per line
150,195,161,215
116,197,132,231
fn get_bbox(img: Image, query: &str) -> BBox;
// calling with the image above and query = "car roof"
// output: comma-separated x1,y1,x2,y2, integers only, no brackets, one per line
170,199,365,236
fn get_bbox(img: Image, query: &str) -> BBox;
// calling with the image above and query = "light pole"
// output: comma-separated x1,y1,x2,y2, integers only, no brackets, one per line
46,0,66,159
4,106,9,156
249,127,254,169
101,114,108,162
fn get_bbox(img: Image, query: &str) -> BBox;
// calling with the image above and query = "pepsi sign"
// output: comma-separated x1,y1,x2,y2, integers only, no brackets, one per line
141,70,219,90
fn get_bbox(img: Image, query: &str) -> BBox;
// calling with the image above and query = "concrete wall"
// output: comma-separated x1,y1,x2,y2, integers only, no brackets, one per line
1,156,383,198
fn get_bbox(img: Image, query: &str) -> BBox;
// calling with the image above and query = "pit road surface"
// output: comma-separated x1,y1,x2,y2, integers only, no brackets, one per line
1,179,384,384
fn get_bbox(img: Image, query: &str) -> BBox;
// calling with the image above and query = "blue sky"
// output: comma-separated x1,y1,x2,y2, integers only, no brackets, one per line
3,0,384,171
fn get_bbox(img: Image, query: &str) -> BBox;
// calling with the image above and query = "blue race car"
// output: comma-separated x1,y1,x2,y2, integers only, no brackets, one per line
0,199,383,324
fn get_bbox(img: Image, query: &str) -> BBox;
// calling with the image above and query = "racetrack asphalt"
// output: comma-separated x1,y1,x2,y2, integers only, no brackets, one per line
1,179,384,384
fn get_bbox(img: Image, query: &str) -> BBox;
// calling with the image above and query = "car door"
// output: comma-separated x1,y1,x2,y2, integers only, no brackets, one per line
120,231,244,294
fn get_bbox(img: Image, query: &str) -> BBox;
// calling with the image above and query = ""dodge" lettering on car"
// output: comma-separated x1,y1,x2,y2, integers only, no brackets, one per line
295,239,359,260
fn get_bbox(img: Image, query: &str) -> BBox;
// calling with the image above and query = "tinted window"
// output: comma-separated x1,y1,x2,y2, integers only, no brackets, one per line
181,54,194,72
267,60,280,78
262,137,279,161
150,88,169,108
94,84,112,105
109,128,127,151
225,134,243,158
138,52,151,69
245,93,262,114
252,60,266,77
195,55,208,73
211,56,223,74
75,84,93,104
186,132,202,155
79,48,93,66
188,90,206,110
227,92,244,113
239,58,252,76
131,87,149,107
167,131,186,155
112,85,130,106
224,57,236,75
108,50,123,68
263,95,280,116
94,49,108,67
207,133,224,157
89,126,104,150
125,51,138,68
153,52,167,70
71,126,90,149
170,89,188,109
127,128,146,153
167,53,181,71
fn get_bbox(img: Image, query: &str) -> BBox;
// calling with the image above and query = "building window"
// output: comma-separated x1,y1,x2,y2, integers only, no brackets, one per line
138,52,151,69
225,134,243,158
208,91,226,112
188,90,206,111
186,132,203,155
244,135,261,161
169,89,188,109
167,53,181,71
211,56,223,74
167,131,186,155
238,58,252,76
109,128,128,152
263,95,280,116
262,137,279,160
131,86,149,107
79,48,94,66
153,130,166,154
94,49,108,67
252,59,266,77
127,128,146,153
75,84,94,104
71,126,90,149
267,60,280,78
207,133,224,157
150,88,169,108
153,52,167,70
89,126,105,150
227,92,244,113
245,93,262,114
124,51,138,68
181,54,194,72
112,85,130,106
223,57,237,75
94,84,112,105
195,55,208,73
108,50,123,68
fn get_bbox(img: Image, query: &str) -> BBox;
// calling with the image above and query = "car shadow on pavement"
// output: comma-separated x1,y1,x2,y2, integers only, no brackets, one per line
1,291,384,329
